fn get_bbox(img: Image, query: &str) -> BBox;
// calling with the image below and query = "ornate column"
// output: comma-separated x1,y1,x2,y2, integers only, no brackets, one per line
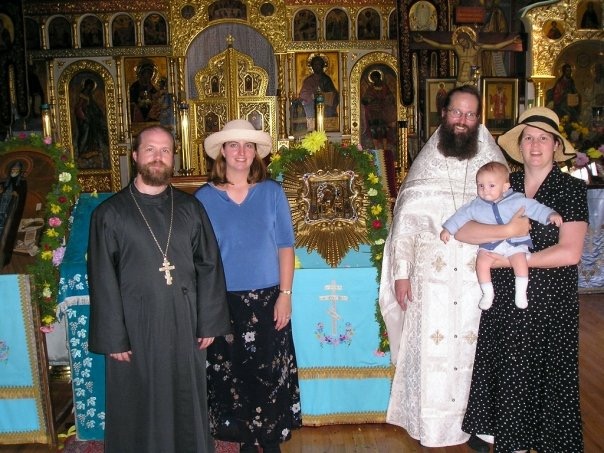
341,52,350,140
114,57,125,142
529,76,555,107
276,53,287,142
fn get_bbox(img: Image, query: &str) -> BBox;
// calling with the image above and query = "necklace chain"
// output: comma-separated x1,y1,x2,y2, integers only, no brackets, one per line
445,158,469,211
129,184,175,285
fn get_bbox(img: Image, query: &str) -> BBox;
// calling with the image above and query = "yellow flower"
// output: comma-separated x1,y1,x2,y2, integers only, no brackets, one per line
375,253,382,261
271,153,281,161
50,204,62,214
45,228,59,238
367,173,379,184
586,147,603,160
42,315,55,325
41,250,53,260
371,204,383,216
62,184,72,193
301,131,328,153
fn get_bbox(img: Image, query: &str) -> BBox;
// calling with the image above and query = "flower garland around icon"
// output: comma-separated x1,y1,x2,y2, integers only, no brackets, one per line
0,133,80,329
269,131,390,353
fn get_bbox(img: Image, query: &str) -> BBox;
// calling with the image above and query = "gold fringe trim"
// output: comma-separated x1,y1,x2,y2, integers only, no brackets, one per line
0,388,36,399
298,366,394,380
0,430,52,444
302,411,387,426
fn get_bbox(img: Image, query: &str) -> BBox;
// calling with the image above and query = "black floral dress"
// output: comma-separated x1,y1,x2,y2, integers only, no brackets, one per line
207,286,302,446
462,166,588,452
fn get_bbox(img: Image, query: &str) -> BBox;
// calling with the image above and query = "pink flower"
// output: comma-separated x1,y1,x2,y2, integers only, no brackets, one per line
357,143,363,151
575,152,589,168
43,136,52,145
40,325,55,334
48,217,62,227
58,196,68,203
372,219,382,229
52,246,66,267
18,132,27,140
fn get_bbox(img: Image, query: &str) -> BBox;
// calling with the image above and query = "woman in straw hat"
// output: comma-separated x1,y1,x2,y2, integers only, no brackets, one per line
457,107,587,452
195,120,301,453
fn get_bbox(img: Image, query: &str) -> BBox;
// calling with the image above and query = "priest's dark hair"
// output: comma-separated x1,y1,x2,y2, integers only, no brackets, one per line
209,147,268,186
441,84,482,118
132,125,175,153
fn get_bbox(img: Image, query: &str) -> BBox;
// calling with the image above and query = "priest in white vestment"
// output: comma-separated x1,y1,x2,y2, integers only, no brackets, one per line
380,86,507,448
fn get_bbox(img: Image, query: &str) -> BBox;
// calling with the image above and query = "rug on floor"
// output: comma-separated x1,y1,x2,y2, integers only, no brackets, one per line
60,436,239,452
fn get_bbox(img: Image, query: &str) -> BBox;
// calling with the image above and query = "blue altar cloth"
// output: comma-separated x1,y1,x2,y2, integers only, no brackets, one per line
58,193,112,441
579,188,604,292
291,267,392,424
0,275,52,444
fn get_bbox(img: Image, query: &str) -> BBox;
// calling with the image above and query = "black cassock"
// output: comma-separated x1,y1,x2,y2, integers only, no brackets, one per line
88,184,230,453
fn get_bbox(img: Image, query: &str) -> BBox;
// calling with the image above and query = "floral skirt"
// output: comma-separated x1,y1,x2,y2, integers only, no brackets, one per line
207,286,302,446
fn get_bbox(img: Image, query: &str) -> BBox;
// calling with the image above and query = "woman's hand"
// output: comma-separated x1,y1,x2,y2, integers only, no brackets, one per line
506,208,531,237
274,293,292,331
455,208,530,244
482,252,512,268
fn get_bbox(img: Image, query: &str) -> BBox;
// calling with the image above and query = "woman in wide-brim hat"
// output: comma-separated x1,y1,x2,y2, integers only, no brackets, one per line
458,106,588,452
496,106,575,163
195,119,301,453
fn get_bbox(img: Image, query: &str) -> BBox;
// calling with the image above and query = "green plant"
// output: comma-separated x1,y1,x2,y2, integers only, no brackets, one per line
0,133,80,327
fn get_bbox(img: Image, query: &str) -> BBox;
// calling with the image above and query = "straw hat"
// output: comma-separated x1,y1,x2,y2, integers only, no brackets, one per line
203,119,272,159
497,107,575,163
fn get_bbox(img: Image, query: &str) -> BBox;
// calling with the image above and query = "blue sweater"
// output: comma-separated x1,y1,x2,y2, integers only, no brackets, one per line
442,189,557,250
195,180,295,291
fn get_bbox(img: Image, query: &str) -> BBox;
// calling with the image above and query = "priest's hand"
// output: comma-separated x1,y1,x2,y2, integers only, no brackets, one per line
197,337,215,349
394,279,412,311
109,351,132,362
274,293,292,331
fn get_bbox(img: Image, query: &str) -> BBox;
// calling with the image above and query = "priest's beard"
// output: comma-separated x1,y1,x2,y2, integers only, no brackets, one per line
137,160,173,186
438,120,479,160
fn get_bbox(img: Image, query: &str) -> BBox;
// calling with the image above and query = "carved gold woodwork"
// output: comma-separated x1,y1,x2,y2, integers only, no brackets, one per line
56,60,121,192
349,52,410,182
190,41,277,173
281,145,370,267
169,0,289,56
522,0,604,106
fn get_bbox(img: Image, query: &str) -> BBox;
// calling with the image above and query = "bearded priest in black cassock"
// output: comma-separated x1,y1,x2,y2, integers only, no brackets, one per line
88,125,230,453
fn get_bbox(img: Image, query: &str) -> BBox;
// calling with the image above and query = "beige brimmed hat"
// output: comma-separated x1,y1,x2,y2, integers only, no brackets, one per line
497,107,575,163
203,119,272,159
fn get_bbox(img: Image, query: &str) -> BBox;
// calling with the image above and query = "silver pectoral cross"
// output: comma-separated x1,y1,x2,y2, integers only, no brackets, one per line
159,257,175,285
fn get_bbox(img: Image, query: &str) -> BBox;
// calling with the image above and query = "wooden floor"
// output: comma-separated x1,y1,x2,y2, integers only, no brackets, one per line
1,294,602,452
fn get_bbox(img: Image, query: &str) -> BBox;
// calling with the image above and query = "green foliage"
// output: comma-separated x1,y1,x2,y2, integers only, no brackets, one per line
0,133,80,326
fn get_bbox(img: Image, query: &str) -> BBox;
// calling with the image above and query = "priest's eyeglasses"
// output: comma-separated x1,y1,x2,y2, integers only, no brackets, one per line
447,108,479,122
